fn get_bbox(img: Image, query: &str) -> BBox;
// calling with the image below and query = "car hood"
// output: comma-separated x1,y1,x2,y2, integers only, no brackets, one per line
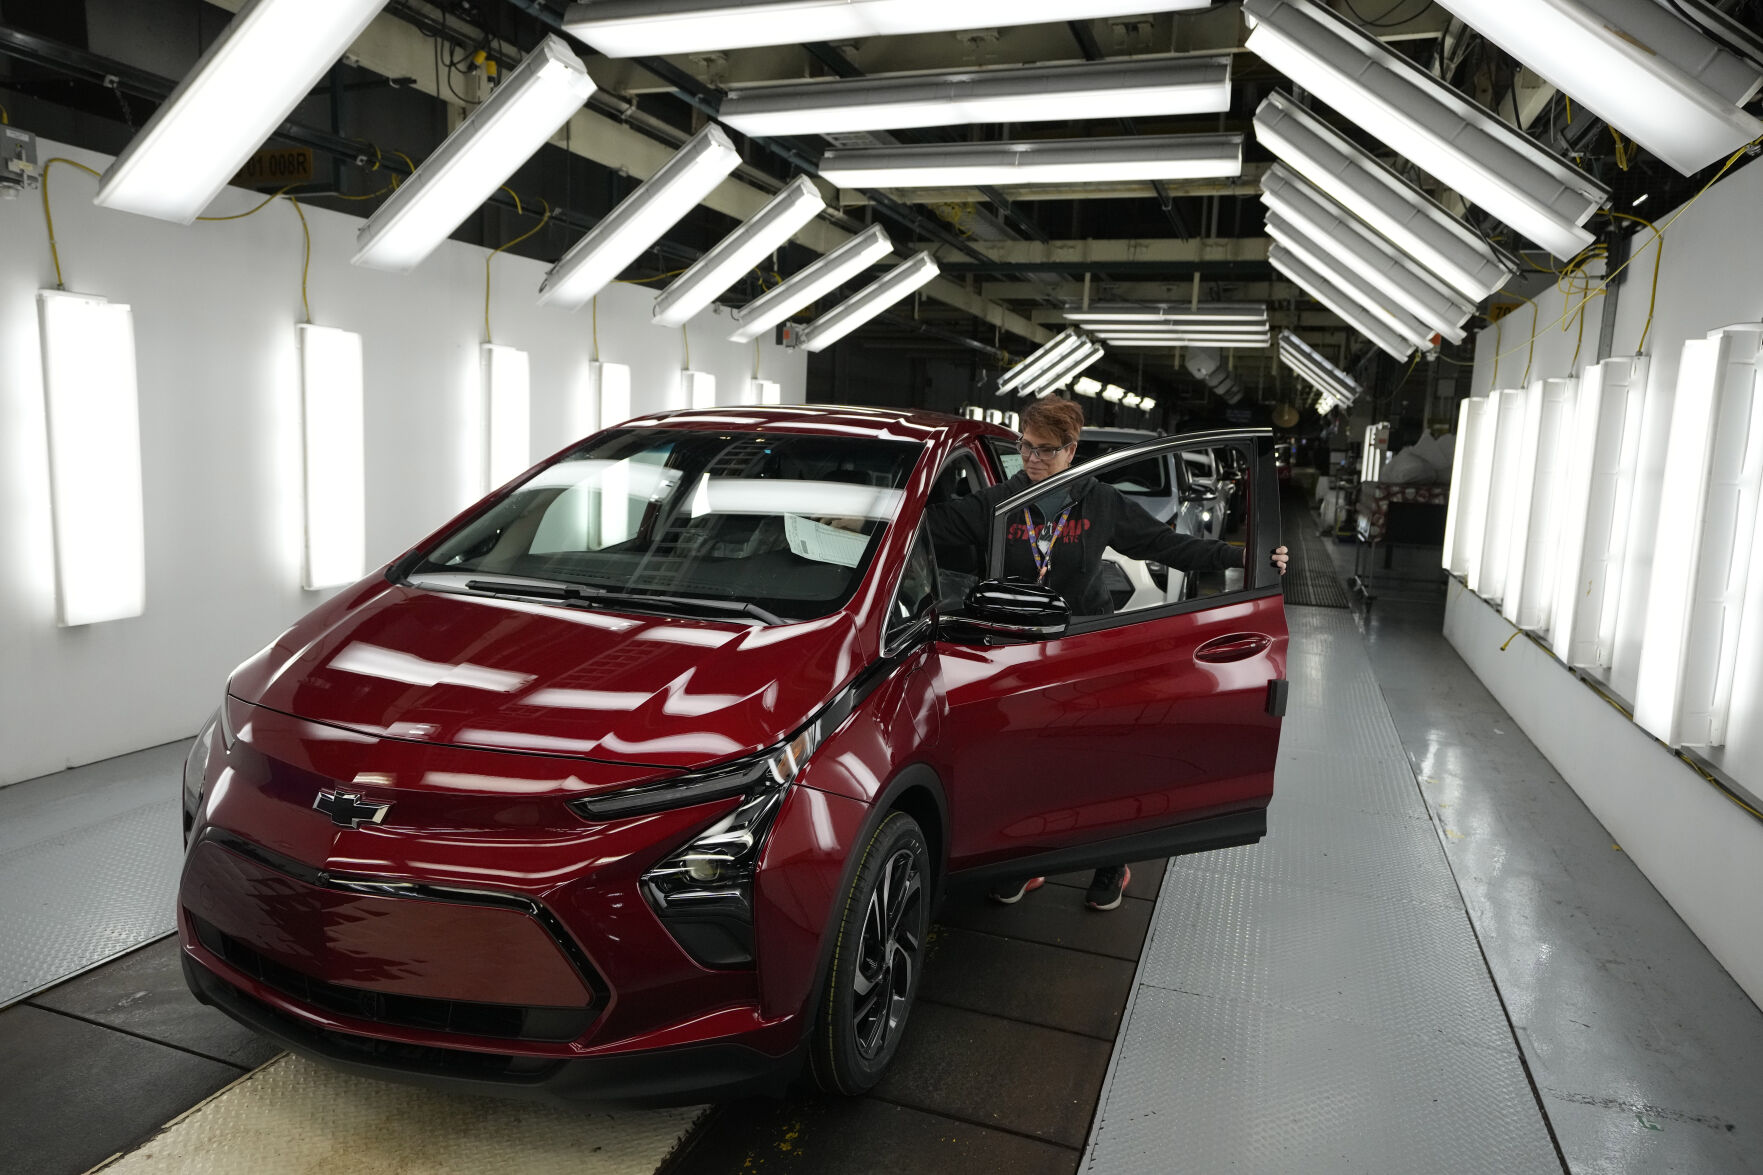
228,583,863,770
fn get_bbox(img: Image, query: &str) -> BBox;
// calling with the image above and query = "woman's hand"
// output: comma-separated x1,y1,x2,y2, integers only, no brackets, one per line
1271,546,1289,575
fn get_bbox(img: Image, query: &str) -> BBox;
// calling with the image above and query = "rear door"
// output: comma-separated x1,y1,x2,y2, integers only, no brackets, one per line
933,429,1288,885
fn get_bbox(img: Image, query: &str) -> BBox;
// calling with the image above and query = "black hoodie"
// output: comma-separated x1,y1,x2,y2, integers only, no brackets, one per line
926,470,1245,617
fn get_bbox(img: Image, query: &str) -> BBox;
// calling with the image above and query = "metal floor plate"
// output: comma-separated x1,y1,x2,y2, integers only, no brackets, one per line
90,1055,704,1175
1082,605,1561,1174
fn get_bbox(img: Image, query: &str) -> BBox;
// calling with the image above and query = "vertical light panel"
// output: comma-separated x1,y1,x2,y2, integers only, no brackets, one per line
1512,377,1577,631
1634,326,1763,747
1501,382,1548,624
37,291,145,626
1552,356,1649,668
1477,388,1528,603
1442,396,1474,573
1463,394,1505,595
748,379,780,405
591,360,632,429
297,324,366,590
682,370,717,409
481,344,531,490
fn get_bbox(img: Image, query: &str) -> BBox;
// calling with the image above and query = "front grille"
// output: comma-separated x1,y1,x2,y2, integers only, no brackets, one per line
189,913,596,1043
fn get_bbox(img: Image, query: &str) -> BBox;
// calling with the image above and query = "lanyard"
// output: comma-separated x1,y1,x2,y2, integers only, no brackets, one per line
1022,502,1076,583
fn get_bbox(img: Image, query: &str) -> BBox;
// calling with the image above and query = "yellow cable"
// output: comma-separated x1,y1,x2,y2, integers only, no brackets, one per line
499,185,523,215
196,182,300,221
1,102,9,125
1605,209,1664,354
391,150,417,175
615,266,691,286
39,157,103,290
290,196,311,324
483,197,552,343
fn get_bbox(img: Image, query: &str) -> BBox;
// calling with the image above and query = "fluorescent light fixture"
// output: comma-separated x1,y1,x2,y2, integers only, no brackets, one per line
1476,387,1530,602
297,325,366,590
1278,330,1361,404
36,291,145,625
1442,396,1474,573
1004,411,1021,431
798,252,940,352
653,176,825,327
1254,93,1519,302
1066,304,1268,326
1265,212,1437,350
590,360,631,430
1073,377,1103,398
541,126,742,310
353,38,594,272
1362,422,1389,484
1634,324,1763,747
996,328,1087,396
755,379,783,405
818,134,1243,189
1141,397,1157,411
563,0,1214,57
1244,0,1608,258
1104,334,1272,348
1460,395,1504,592
963,406,986,421
984,409,1006,425
1020,341,1105,397
1432,0,1763,176
1550,356,1649,667
93,0,388,223
1261,164,1472,343
1508,377,1578,631
719,57,1232,137
1499,382,1549,622
728,224,892,344
482,344,531,489
683,370,717,409
1122,393,1143,408
1102,385,1126,403
1269,243,1416,361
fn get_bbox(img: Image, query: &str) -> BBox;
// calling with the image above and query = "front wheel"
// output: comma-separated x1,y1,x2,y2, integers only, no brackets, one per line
809,811,929,1095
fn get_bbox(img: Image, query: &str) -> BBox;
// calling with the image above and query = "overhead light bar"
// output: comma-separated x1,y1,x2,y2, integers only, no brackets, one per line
1103,334,1272,348
93,0,388,223
1122,393,1143,408
1102,385,1127,402
1243,0,1609,258
1073,377,1103,398
540,126,742,310
353,37,595,272
1065,303,1269,326
653,176,825,327
1261,165,1472,343
563,0,1215,57
1140,397,1157,411
1088,320,1270,334
996,328,1087,396
798,252,941,352
818,134,1243,189
1254,93,1518,303
1431,0,1763,177
1264,213,1436,350
727,224,893,343
1279,330,1362,404
37,291,146,626
1270,244,1415,361
1019,341,1106,398
719,57,1232,137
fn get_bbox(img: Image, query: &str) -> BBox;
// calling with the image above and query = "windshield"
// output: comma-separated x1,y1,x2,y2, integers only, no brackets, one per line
1074,439,1171,496
408,429,921,622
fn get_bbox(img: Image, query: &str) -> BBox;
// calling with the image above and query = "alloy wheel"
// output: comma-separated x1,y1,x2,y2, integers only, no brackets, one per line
850,846,924,1061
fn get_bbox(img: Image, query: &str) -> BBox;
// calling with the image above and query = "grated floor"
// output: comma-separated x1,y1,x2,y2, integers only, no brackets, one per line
1081,605,1562,1175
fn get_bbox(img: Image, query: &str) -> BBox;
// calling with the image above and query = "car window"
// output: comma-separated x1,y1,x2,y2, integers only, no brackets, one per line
1074,440,1170,496
409,428,920,622
886,530,938,650
928,454,985,609
984,437,1024,480
983,438,1255,627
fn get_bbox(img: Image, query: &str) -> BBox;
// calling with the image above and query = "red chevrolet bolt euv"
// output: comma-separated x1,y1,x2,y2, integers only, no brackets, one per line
177,405,1288,1104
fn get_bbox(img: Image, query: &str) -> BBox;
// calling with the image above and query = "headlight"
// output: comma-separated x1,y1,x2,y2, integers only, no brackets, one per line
182,710,219,847
622,719,827,969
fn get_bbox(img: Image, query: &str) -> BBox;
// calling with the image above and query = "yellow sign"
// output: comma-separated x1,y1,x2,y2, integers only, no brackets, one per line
234,147,315,189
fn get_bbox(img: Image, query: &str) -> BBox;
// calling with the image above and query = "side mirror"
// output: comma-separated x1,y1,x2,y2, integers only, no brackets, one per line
941,580,1070,642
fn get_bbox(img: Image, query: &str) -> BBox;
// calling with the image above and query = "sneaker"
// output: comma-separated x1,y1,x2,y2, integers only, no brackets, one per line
989,877,1045,905
1084,865,1132,911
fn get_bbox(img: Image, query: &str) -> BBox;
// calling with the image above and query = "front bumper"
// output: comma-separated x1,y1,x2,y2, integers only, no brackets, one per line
183,951,803,1106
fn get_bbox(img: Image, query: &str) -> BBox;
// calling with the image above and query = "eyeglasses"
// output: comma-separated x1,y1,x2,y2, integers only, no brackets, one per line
1016,440,1072,460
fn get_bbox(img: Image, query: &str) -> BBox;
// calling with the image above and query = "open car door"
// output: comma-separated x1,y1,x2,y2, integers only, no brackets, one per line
931,429,1288,890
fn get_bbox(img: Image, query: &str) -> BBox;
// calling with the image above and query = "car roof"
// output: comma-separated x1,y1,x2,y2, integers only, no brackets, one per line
1079,427,1161,443
620,403,1017,445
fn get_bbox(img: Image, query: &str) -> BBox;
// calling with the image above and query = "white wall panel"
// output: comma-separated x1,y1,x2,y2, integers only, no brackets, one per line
0,138,806,785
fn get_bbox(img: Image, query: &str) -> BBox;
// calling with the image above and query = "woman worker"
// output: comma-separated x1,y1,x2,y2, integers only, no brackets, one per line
927,395,1288,911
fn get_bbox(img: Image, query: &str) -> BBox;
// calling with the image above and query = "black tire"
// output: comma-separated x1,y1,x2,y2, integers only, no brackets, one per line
809,811,930,1095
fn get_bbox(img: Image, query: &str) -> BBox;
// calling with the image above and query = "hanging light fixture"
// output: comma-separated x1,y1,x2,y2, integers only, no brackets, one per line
996,329,1088,396
726,224,893,344
797,253,940,352
1270,245,1415,361
653,176,825,327
818,134,1243,189
1244,0,1608,258
1264,214,1436,350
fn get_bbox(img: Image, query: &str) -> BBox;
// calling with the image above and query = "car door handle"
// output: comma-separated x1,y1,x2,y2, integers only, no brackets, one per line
1194,633,1272,663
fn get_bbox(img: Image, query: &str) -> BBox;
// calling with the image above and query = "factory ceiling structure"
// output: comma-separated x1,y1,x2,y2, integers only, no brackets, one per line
6,0,1760,420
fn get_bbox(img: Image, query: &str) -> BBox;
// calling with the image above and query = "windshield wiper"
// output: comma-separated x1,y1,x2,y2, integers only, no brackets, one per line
463,578,783,626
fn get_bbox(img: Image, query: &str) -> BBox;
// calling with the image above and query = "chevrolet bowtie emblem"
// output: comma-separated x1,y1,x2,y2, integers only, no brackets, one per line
313,789,392,829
